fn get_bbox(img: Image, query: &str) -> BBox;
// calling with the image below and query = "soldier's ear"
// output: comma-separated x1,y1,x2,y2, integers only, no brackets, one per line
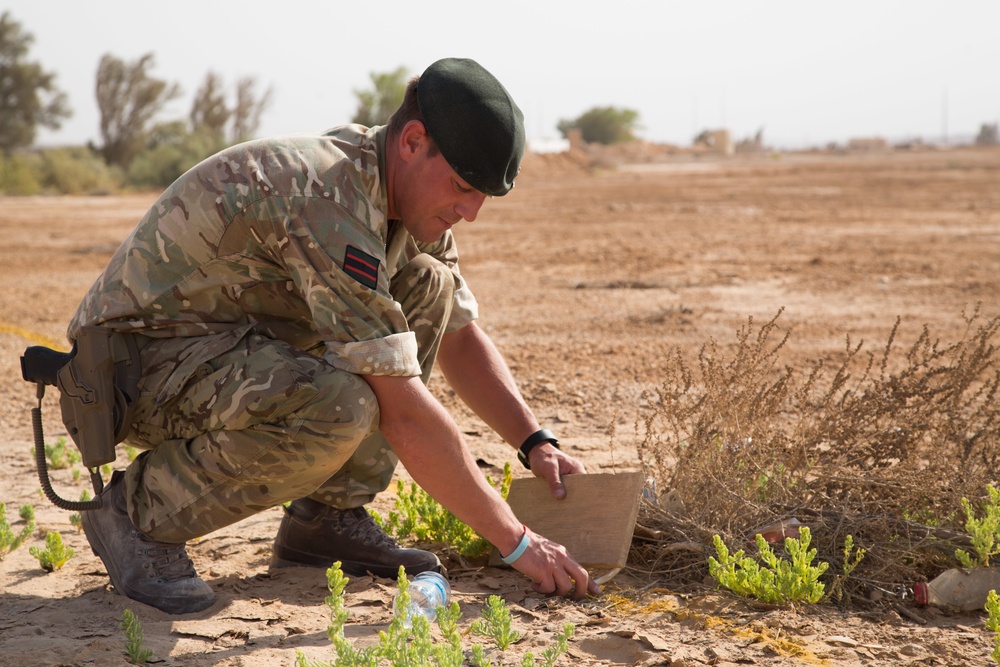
397,120,430,163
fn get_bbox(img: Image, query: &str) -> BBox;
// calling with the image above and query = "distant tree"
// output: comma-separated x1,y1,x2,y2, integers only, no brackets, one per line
557,106,640,145
352,67,408,127
129,71,272,187
96,52,181,168
127,120,220,188
190,72,272,145
976,123,998,146
0,11,71,154
190,71,230,141
230,75,273,143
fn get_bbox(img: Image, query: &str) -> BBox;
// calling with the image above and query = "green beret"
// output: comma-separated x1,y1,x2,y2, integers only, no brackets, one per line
418,58,525,196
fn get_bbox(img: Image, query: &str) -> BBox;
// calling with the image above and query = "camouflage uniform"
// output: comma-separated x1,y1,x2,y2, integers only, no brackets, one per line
68,125,478,543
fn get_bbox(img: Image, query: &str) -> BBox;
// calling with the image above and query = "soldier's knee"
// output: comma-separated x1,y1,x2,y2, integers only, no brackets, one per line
392,253,456,303
296,369,379,443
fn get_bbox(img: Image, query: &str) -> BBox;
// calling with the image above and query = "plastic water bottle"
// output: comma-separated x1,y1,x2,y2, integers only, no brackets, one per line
913,567,1000,612
393,571,450,626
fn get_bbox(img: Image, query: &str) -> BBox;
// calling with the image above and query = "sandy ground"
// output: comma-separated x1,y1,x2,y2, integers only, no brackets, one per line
1,146,999,666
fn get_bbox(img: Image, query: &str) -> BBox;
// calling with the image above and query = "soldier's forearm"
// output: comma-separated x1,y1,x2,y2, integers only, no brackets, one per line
438,321,540,448
360,372,524,556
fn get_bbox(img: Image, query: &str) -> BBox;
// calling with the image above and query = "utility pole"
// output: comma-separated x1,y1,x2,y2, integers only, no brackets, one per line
692,92,699,139
941,88,949,146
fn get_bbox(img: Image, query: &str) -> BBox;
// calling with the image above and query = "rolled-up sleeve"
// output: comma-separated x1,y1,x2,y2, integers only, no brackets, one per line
447,275,479,333
327,331,420,376
412,230,479,333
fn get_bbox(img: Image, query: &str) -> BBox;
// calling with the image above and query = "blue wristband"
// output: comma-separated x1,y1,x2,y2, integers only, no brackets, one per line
501,526,531,565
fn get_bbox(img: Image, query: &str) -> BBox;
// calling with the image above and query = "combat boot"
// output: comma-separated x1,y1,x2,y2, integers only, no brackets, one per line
81,470,215,614
270,497,441,578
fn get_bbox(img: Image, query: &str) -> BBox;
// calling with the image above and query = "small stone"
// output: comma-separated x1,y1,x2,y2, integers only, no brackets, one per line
826,635,858,646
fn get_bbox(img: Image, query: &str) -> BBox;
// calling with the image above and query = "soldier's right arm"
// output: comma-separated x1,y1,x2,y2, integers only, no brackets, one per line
360,372,599,600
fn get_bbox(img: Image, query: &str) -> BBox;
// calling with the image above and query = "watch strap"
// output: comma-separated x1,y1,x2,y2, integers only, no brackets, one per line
517,429,559,470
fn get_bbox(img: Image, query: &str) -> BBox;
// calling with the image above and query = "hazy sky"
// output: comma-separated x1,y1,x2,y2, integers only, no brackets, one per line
7,1,999,149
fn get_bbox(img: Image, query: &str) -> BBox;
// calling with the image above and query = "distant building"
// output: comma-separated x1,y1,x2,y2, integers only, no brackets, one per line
847,137,890,152
693,129,734,156
528,137,572,154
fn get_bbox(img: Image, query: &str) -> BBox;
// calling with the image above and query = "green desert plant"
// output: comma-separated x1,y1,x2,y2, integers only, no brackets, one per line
121,608,154,664
955,484,1000,568
986,589,1000,665
39,437,81,470
69,490,92,532
709,527,828,604
29,531,75,571
297,564,449,667
826,535,867,603
841,534,865,577
537,623,575,667
327,563,380,667
373,462,513,558
0,502,35,559
298,563,574,667
471,594,521,650
470,644,491,667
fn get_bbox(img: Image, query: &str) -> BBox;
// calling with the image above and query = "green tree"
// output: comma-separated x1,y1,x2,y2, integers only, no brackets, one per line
0,11,71,154
352,66,408,127
189,72,272,144
557,106,640,145
96,52,181,169
126,120,221,188
230,75,273,143
130,71,271,188
189,71,230,141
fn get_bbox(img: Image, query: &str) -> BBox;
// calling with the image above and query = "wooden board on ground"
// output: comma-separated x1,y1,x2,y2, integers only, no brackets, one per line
490,471,645,570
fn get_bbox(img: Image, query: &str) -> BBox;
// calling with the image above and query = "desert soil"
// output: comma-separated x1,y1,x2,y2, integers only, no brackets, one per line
1,146,998,666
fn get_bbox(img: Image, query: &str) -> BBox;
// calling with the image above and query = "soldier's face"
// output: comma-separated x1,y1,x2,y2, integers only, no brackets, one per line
395,130,488,243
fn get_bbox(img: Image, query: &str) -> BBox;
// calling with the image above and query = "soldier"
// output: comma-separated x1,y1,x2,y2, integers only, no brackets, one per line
72,57,599,614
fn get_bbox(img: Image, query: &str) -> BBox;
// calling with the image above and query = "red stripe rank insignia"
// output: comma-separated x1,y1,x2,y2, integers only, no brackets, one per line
343,245,380,290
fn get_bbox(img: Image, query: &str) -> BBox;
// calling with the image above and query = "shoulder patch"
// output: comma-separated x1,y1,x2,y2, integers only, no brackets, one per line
343,245,380,290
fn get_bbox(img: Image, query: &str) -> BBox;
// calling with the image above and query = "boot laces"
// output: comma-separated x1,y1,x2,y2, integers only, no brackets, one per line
132,530,198,582
338,507,401,549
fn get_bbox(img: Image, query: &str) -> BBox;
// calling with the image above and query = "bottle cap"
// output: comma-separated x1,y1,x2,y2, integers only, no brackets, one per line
913,581,928,605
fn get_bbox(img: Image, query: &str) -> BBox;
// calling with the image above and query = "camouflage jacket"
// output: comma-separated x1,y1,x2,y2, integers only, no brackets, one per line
68,124,478,377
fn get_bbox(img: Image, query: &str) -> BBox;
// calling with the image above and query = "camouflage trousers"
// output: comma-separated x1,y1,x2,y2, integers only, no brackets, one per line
122,254,456,543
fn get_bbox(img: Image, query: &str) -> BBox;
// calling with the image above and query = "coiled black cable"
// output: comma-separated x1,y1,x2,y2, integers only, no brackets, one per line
32,386,103,511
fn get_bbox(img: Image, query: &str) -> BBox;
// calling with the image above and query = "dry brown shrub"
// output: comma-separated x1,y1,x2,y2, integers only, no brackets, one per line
630,305,1000,605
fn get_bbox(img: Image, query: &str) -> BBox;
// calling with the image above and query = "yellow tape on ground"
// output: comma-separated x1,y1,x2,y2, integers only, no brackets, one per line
0,323,67,352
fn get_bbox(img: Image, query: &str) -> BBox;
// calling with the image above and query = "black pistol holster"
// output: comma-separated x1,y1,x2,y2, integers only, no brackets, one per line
20,326,141,510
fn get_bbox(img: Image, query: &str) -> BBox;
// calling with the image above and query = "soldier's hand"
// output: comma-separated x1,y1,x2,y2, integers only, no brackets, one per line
512,528,601,600
527,443,586,499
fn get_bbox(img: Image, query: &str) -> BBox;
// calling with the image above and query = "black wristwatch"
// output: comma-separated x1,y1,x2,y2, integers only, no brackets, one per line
517,429,559,470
